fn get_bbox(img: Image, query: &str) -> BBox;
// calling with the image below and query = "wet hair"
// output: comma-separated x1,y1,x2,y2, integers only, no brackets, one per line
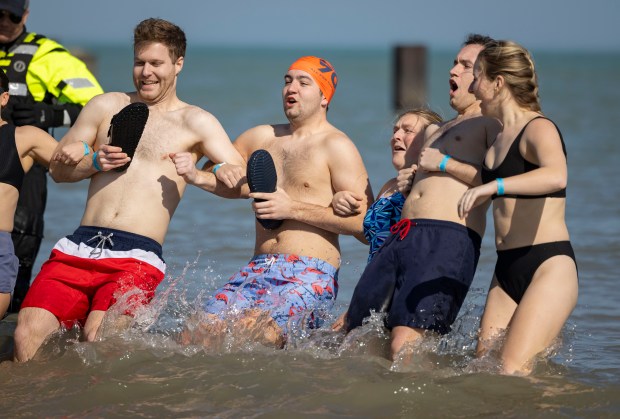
134,18,186,61
477,40,541,112
397,107,443,127
463,33,496,48
0,69,8,92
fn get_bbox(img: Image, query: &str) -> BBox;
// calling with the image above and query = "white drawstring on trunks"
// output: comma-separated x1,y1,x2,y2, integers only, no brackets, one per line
87,231,114,258
265,255,277,272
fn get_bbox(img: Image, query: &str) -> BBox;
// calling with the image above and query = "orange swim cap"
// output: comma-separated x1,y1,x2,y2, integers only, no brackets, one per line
288,56,338,103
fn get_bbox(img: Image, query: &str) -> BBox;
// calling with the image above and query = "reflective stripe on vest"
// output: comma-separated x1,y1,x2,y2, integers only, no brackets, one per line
1,33,62,99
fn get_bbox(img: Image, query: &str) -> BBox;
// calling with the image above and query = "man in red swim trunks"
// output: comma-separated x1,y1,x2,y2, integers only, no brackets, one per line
13,18,245,362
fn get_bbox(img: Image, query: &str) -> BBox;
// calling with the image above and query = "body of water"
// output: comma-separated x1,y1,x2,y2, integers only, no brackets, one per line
1,46,618,417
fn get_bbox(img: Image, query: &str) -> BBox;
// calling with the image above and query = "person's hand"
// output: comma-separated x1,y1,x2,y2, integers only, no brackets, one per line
458,182,495,219
332,191,363,216
213,162,245,188
94,144,129,171
169,152,197,184
396,164,417,194
53,141,89,165
12,102,63,129
250,188,293,220
418,148,445,172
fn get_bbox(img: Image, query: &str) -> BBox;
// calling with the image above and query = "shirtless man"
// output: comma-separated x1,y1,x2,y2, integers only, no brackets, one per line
345,34,501,360
12,18,245,362
0,69,86,320
173,56,372,347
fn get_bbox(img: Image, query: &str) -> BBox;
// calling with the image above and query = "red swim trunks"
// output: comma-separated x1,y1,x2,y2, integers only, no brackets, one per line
22,226,166,328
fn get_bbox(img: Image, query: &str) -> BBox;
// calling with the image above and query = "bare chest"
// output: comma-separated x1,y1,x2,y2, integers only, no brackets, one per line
430,123,487,165
265,142,330,196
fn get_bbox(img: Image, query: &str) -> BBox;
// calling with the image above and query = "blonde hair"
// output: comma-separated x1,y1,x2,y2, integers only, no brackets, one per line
478,40,541,112
397,107,443,127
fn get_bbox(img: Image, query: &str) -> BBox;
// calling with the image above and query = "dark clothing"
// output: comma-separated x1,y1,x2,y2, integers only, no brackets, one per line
346,219,482,335
1,28,103,311
0,124,24,191
481,116,567,199
495,241,577,304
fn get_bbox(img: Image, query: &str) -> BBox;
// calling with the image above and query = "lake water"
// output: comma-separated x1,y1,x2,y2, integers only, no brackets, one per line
1,46,618,417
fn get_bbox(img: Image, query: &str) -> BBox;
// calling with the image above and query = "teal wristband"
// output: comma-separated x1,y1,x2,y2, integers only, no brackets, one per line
496,178,505,196
92,151,102,171
439,155,451,172
212,162,227,174
82,141,90,156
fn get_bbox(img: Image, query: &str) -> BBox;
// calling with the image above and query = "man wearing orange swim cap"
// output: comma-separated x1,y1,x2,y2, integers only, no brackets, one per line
177,55,373,349
288,56,338,103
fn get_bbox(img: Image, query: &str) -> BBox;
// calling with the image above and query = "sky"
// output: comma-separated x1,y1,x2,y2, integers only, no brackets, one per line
26,0,620,52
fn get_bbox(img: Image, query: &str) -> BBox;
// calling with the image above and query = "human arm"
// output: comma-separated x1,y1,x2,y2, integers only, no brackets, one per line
458,118,567,218
332,191,364,216
49,94,128,182
171,112,250,198
251,135,373,236
418,147,481,186
396,165,417,196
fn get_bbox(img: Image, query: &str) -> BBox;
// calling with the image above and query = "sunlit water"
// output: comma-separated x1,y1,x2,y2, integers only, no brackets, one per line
0,47,618,417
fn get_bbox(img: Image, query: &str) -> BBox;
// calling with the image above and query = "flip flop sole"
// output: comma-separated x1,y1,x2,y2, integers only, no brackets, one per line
108,102,149,172
247,149,283,230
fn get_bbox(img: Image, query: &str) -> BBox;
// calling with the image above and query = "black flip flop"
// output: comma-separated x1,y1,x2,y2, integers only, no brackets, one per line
345,276,396,332
247,149,283,230
108,102,149,172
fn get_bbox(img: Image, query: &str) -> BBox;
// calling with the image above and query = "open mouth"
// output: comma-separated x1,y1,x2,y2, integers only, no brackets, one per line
449,79,458,93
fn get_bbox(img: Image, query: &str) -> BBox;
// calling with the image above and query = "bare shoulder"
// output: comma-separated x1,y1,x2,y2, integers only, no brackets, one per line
524,116,562,145
86,91,132,113
324,126,356,151
178,104,220,128
236,124,280,148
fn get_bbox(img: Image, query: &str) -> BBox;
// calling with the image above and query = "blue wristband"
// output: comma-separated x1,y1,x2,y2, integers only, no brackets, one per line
496,178,505,196
82,141,90,156
212,162,227,174
439,155,451,172
92,151,102,171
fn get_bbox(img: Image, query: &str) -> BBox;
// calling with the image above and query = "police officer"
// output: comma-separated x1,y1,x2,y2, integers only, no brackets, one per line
0,0,104,312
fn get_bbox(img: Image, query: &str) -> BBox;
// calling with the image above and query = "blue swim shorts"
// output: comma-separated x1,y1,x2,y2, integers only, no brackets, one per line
203,253,339,334
0,231,19,294
349,218,481,334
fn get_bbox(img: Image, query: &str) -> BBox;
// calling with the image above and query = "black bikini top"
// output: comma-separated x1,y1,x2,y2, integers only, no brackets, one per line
481,116,567,199
0,124,24,191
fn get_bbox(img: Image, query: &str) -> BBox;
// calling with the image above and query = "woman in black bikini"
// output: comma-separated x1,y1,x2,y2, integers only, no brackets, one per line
458,40,578,375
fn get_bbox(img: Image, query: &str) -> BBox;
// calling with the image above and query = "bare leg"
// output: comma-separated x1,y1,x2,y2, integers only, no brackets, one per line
0,293,10,320
500,256,578,375
179,313,227,349
476,276,517,357
236,309,285,348
86,310,134,341
390,325,425,361
13,307,60,362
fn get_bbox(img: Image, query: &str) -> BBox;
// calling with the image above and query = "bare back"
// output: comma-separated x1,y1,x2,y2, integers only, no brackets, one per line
403,116,496,236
